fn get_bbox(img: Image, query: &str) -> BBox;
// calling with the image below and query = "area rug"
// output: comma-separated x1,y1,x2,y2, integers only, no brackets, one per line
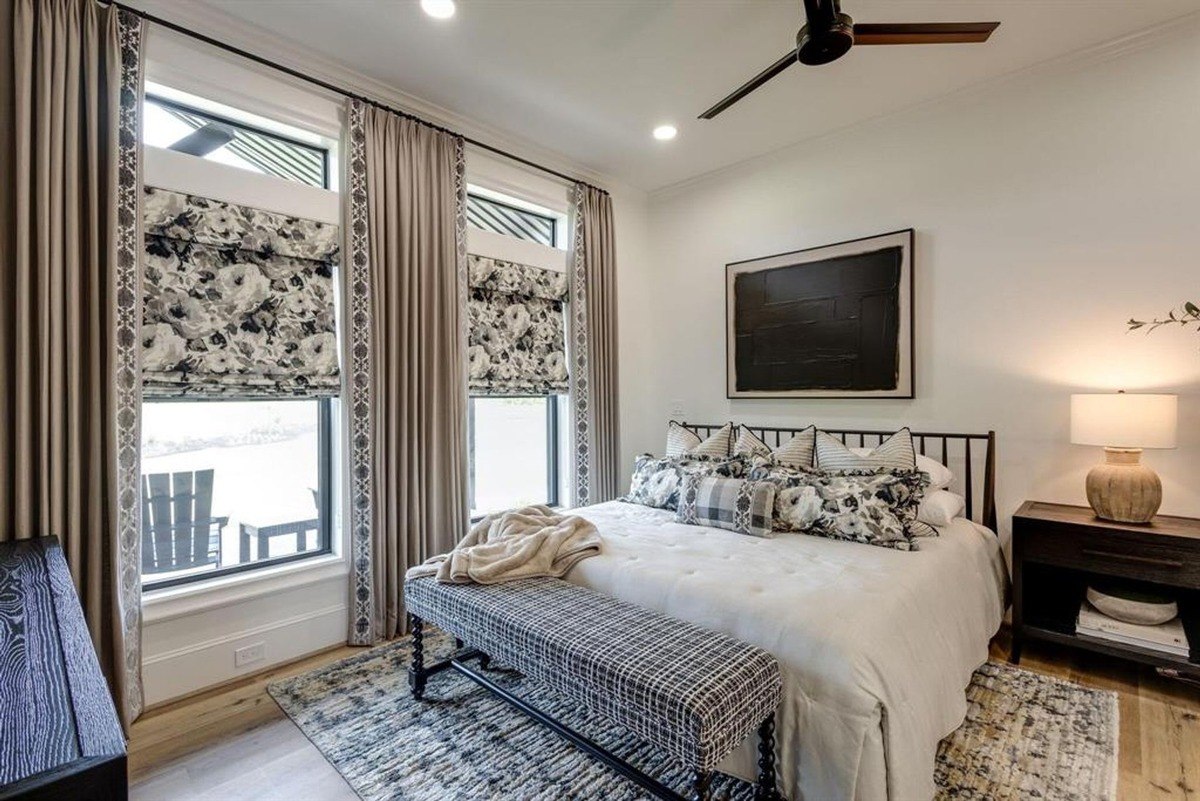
268,632,1118,800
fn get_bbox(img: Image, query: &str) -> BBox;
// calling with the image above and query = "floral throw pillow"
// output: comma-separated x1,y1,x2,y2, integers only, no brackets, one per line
751,460,930,550
623,454,746,511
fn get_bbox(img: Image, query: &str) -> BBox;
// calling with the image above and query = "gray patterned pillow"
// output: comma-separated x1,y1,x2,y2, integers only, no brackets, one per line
751,462,930,550
624,454,747,511
733,424,816,469
665,421,733,459
815,428,915,470
676,474,777,538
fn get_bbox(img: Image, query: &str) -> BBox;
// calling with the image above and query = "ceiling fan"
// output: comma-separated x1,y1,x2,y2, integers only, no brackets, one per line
698,0,1000,120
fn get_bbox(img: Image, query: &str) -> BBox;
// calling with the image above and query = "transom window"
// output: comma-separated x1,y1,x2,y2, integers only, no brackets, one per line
143,93,330,189
467,192,558,247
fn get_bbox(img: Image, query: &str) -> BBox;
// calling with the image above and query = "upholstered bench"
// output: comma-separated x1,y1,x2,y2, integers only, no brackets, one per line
404,575,783,801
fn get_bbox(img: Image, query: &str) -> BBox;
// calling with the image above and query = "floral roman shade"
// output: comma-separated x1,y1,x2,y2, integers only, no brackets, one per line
141,187,341,398
467,254,569,396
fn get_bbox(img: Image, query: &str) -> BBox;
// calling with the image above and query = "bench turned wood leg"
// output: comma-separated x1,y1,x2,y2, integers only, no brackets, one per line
690,769,711,801
408,614,427,700
755,714,780,801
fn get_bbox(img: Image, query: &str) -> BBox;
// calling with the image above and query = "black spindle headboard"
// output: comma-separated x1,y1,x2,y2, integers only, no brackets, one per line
681,423,997,532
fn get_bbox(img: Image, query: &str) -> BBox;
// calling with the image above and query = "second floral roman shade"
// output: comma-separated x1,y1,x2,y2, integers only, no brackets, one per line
141,186,341,398
467,254,568,396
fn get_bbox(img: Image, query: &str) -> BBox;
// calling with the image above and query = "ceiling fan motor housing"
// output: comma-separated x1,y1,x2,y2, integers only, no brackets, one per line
796,11,854,65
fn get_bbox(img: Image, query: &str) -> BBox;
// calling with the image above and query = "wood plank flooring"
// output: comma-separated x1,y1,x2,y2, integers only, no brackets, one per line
130,633,1199,800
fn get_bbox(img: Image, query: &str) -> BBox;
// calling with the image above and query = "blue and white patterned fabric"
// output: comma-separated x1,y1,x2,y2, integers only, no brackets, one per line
404,576,782,773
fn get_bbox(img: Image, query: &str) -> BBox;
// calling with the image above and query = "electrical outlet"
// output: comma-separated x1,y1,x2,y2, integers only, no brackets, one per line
234,641,266,668
669,399,686,419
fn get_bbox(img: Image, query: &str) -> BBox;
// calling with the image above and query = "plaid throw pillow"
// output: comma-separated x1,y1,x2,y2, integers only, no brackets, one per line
675,474,777,538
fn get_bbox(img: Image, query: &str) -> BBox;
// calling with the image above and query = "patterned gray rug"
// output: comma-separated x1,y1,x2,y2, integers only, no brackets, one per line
268,632,1118,800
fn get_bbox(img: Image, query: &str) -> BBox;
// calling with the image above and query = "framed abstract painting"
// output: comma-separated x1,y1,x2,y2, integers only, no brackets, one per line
726,229,914,399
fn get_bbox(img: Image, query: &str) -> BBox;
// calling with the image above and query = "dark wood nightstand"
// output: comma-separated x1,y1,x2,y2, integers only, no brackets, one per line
1012,500,1200,678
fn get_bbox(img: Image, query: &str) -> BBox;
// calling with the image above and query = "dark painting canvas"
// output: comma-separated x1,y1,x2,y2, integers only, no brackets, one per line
726,230,913,398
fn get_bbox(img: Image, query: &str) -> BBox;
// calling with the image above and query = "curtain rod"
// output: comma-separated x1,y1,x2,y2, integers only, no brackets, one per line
110,2,608,195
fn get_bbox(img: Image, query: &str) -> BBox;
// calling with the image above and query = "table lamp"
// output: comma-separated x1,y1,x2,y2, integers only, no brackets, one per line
1070,392,1178,523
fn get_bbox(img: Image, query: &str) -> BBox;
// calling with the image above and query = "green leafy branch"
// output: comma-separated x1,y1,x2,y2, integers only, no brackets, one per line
1128,301,1200,336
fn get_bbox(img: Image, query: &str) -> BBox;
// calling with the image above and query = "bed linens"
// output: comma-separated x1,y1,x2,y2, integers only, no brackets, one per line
564,500,1007,801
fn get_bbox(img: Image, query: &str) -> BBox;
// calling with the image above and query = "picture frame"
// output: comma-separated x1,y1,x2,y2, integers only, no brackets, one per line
726,228,914,399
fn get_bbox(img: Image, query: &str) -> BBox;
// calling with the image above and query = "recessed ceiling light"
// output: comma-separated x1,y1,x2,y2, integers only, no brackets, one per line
421,0,456,20
653,124,677,141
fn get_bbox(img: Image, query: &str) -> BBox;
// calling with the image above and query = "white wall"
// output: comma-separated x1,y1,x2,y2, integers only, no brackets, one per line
633,22,1200,533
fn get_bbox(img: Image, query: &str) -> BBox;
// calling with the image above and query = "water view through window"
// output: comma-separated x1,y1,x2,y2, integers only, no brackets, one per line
140,400,329,587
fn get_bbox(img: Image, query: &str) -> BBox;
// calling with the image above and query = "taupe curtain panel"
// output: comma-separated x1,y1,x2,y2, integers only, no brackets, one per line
569,183,620,506
141,186,341,399
0,0,145,727
467,253,569,396
345,100,469,644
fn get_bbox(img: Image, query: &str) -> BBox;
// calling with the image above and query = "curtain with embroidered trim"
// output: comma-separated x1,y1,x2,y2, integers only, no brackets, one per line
467,253,568,397
568,183,620,506
0,0,145,729
344,99,469,644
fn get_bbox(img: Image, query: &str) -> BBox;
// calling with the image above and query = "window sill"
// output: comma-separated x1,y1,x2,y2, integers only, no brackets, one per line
141,552,348,625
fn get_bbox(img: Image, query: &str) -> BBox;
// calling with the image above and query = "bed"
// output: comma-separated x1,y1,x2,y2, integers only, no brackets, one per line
563,425,1009,801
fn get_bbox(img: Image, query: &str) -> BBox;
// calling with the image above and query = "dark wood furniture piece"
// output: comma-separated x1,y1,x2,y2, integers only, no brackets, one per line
141,469,228,575
681,423,997,530
1011,501,1200,678
0,537,127,800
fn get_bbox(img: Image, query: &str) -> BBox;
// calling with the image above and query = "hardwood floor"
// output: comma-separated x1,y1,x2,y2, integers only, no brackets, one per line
129,634,1199,800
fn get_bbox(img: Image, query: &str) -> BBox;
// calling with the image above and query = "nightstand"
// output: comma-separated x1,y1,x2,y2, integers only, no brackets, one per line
1012,500,1200,678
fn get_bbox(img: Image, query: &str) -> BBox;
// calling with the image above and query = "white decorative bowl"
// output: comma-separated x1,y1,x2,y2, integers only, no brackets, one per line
1086,585,1177,626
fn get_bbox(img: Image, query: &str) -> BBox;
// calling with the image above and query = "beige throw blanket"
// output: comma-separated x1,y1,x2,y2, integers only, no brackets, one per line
406,505,600,584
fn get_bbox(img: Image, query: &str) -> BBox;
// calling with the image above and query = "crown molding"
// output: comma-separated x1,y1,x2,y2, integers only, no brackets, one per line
125,0,614,190
650,8,1200,201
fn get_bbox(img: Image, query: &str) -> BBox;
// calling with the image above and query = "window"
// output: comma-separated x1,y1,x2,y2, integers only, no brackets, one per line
469,396,565,517
467,191,558,247
139,86,340,589
143,92,330,189
140,400,334,588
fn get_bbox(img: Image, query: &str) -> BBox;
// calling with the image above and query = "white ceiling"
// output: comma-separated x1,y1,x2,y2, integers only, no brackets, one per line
191,0,1200,192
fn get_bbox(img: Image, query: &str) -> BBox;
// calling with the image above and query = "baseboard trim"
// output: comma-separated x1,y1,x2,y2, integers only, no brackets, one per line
142,603,348,706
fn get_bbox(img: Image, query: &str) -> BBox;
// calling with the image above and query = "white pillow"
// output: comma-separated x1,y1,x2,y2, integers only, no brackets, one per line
917,489,966,528
849,448,953,491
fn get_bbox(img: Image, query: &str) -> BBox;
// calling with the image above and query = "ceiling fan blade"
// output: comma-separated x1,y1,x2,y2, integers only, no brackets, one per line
698,49,798,120
853,22,1000,46
168,122,237,157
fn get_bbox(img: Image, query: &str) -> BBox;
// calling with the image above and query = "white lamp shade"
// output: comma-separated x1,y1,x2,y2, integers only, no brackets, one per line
1070,393,1178,449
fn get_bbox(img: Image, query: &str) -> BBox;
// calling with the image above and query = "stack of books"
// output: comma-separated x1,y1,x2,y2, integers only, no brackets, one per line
1076,602,1190,658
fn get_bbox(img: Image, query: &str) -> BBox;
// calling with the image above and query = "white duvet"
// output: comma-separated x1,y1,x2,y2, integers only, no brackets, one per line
563,501,1008,801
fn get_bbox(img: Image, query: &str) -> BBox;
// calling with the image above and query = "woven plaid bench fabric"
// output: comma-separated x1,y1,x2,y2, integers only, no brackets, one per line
404,575,783,773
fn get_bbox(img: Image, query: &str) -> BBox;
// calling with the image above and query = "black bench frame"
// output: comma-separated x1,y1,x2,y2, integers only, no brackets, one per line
407,614,781,801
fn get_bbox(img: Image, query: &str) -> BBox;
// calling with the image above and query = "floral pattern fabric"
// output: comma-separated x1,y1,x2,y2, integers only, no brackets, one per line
141,187,340,398
749,460,930,550
467,254,568,396
623,454,747,511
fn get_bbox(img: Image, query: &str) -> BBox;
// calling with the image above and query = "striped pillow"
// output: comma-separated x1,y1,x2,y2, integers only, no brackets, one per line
815,428,916,471
665,421,732,459
675,474,777,538
733,425,815,469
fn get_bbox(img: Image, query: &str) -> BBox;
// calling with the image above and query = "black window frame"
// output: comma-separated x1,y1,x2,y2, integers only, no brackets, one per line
465,192,559,248
140,397,336,591
467,395,561,520
143,93,331,189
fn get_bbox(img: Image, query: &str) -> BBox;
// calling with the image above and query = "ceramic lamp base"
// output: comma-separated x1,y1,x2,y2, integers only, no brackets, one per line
1086,447,1162,524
